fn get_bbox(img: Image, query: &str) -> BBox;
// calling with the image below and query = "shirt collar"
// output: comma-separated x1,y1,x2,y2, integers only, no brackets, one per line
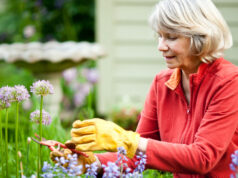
165,62,209,90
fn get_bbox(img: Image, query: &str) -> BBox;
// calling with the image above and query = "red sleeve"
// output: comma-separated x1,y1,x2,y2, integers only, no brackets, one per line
136,76,160,140
146,78,238,174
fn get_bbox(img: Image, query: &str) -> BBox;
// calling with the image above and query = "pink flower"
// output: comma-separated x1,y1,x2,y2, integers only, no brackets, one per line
30,80,54,96
30,109,52,125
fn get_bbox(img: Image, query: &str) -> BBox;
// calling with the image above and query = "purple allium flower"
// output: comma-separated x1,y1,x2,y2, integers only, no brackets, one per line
30,109,52,125
82,68,99,84
230,150,238,177
62,68,77,84
134,152,147,174
30,80,54,96
12,85,30,102
102,162,120,178
73,83,92,107
74,91,86,107
85,162,98,178
0,86,14,109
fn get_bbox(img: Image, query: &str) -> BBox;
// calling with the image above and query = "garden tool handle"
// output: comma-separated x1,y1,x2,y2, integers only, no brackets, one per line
43,140,89,157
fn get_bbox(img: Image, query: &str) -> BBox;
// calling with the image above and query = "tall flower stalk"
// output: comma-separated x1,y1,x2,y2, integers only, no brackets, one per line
0,86,14,177
0,105,3,178
30,80,54,177
12,85,30,178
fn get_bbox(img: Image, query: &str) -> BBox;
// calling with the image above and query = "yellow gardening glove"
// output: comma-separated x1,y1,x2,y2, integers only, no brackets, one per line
50,148,97,174
70,118,140,158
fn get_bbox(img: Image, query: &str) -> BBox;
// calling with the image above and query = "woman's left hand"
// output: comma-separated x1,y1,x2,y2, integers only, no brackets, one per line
70,118,140,158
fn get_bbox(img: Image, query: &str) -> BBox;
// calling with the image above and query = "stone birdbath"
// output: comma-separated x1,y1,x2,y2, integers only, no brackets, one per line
0,41,105,117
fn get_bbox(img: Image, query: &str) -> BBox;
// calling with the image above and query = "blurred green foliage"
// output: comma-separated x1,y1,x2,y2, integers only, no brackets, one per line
0,0,95,43
0,0,95,87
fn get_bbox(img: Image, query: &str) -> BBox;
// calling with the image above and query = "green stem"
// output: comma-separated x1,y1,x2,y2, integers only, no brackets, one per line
26,142,30,177
16,102,19,178
5,108,9,178
38,95,43,177
87,88,94,118
0,110,3,178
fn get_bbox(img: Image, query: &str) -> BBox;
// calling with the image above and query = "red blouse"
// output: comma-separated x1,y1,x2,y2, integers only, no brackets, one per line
97,58,238,178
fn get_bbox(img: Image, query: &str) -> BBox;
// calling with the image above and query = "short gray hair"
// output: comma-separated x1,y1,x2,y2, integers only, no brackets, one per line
149,0,233,62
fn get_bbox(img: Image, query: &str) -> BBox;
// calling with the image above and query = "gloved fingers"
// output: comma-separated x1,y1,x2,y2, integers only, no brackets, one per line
72,118,104,128
73,120,94,128
71,125,95,136
63,149,72,156
50,150,64,162
71,134,95,144
75,142,98,151
50,150,64,157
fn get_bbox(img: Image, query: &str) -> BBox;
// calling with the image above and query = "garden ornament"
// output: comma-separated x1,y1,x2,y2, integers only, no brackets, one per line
31,134,88,157
70,118,140,158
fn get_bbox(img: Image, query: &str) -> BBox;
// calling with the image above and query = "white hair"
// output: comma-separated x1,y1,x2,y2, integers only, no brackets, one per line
149,0,233,62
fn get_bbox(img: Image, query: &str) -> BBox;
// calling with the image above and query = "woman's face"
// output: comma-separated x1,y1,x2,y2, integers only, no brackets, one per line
158,31,200,73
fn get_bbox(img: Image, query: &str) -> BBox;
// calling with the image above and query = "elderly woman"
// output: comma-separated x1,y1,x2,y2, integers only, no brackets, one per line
51,0,238,177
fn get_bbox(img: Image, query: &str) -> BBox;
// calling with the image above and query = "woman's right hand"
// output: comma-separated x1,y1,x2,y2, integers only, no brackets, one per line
50,148,98,175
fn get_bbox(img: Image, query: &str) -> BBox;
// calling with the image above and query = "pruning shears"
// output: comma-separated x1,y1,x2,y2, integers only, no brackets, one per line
31,133,88,157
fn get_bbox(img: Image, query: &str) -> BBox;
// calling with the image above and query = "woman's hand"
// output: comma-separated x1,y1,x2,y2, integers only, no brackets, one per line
70,118,140,158
50,149,99,175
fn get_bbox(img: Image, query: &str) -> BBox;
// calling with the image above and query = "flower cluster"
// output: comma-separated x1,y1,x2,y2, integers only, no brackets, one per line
30,109,52,125
62,67,99,108
41,153,82,177
102,162,120,178
30,80,54,96
230,150,238,178
101,147,146,178
0,86,14,109
85,162,98,178
12,85,30,102
41,147,147,177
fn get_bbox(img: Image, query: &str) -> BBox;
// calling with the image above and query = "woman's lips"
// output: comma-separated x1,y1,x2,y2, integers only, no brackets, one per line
165,56,175,60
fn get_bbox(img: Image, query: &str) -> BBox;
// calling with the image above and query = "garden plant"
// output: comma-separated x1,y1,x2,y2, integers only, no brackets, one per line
0,80,172,177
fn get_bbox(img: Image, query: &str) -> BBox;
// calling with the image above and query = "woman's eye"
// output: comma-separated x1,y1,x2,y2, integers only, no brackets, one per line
168,36,177,40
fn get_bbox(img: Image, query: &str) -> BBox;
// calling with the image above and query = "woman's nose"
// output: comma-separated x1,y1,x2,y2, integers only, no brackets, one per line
158,38,168,51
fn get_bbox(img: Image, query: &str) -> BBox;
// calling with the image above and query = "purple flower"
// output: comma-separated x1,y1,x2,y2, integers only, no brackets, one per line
0,86,14,109
116,147,128,168
42,161,52,172
230,150,238,177
30,109,52,125
52,153,82,176
12,85,30,102
102,162,120,178
62,68,77,84
30,80,54,96
134,152,147,174
85,162,98,178
74,83,92,107
82,68,99,84
74,91,86,107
